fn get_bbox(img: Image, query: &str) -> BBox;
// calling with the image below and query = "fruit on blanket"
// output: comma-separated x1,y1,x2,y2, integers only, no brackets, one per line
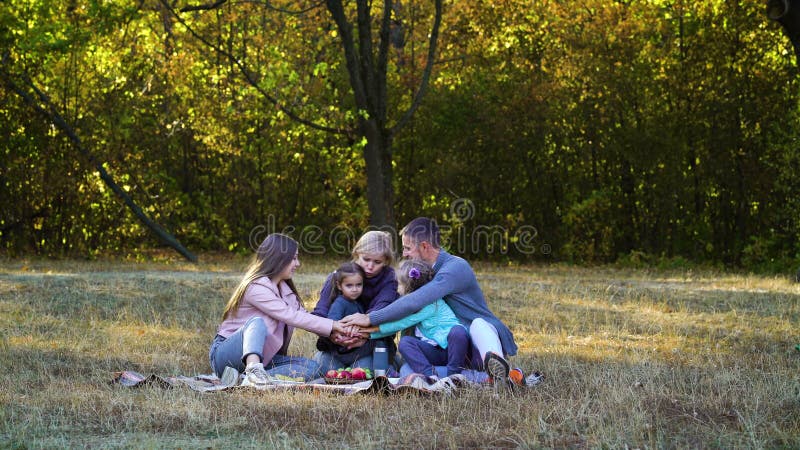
326,367,373,381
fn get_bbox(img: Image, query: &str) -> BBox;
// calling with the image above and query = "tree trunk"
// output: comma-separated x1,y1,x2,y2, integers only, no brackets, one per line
361,120,394,227
768,0,800,66
167,0,441,229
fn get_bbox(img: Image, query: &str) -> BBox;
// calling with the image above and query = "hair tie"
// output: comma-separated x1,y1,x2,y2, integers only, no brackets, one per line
408,267,421,280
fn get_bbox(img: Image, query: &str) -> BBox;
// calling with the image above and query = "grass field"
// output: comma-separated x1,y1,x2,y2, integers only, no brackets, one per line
1,256,799,448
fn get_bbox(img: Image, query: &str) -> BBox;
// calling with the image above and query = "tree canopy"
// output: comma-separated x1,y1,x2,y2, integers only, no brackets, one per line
1,0,798,271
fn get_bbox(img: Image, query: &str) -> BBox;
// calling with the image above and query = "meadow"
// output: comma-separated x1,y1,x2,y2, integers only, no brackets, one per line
0,256,798,448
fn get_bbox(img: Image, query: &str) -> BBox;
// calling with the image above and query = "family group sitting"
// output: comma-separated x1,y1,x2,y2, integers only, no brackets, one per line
209,217,528,388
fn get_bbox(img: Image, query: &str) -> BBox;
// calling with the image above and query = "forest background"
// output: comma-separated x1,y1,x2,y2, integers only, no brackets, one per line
2,0,799,272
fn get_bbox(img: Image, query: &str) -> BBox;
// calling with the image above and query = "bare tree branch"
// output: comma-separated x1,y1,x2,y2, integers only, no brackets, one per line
326,0,369,110
0,61,198,262
390,0,442,137
181,0,323,14
376,0,392,124
180,0,227,13
357,0,377,112
238,0,325,15
164,0,349,135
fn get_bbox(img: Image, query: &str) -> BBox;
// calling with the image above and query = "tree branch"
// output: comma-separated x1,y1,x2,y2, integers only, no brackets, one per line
0,63,198,262
238,0,326,15
376,0,392,124
179,0,227,13
326,0,369,110
768,0,800,68
181,0,325,14
356,0,377,114
390,0,442,137
165,0,349,135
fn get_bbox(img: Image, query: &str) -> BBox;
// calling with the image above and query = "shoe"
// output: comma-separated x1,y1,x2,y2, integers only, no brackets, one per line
241,363,269,387
525,371,544,386
220,366,240,387
509,367,525,386
483,352,510,387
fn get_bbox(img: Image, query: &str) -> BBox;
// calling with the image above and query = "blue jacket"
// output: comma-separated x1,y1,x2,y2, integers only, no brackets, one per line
369,299,464,348
313,266,398,316
369,250,518,356
327,295,365,321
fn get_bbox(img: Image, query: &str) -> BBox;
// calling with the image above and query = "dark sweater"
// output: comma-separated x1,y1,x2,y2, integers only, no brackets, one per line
327,295,365,321
312,266,399,356
312,266,398,317
326,295,371,364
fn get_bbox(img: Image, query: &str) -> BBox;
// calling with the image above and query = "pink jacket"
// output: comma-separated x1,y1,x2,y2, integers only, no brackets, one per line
216,276,334,363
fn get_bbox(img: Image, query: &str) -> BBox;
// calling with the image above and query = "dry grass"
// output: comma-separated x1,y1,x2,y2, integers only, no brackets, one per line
1,257,799,448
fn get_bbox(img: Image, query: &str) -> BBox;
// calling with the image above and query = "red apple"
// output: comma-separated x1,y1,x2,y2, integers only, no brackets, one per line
338,370,351,379
325,369,338,378
350,368,367,380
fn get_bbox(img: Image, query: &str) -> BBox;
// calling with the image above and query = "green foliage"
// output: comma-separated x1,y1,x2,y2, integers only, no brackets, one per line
741,235,798,274
2,0,800,272
562,190,615,263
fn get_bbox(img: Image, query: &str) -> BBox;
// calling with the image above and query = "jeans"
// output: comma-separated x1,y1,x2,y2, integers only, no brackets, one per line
398,326,469,376
396,318,501,382
209,316,320,380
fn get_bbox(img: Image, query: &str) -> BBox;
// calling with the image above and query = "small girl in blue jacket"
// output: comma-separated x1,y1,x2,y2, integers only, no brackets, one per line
325,262,373,367
367,259,469,377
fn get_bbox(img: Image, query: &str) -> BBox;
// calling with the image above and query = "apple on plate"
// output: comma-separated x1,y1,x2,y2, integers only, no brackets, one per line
325,369,338,379
337,370,351,379
350,367,367,380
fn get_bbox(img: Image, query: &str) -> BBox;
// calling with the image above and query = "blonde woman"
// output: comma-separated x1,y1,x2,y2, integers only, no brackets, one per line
209,233,353,386
312,230,399,372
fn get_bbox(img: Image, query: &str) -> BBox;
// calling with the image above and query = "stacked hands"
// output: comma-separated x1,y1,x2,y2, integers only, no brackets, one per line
330,313,374,349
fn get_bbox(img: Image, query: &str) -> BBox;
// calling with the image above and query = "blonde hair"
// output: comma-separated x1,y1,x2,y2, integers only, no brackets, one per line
352,230,395,266
222,234,299,320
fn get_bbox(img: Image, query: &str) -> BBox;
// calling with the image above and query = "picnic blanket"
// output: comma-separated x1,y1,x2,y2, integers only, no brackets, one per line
110,367,486,395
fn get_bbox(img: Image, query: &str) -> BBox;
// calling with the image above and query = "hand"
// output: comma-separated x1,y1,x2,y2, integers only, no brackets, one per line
361,326,380,333
329,330,350,346
344,337,368,350
331,320,347,334
340,312,371,328
344,325,371,338
330,330,363,348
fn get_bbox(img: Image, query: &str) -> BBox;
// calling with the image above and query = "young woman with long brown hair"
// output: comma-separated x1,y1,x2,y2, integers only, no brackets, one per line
209,233,354,386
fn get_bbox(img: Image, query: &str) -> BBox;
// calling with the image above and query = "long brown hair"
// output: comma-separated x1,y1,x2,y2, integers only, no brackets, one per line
222,233,300,320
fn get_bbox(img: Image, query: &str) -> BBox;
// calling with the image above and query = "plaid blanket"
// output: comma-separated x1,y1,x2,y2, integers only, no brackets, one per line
110,368,478,395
